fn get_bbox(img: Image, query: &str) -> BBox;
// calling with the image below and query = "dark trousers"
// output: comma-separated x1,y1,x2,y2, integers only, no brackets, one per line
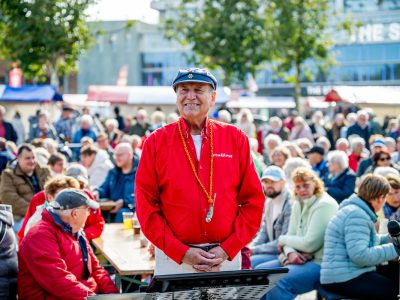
322,263,398,300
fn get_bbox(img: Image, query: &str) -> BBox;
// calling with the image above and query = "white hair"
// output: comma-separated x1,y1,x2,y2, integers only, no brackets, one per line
105,118,118,129
263,134,282,149
218,110,232,123
151,111,166,125
136,109,148,118
385,137,396,149
34,147,50,167
327,150,349,170
167,112,179,124
335,138,349,149
357,110,369,120
316,136,331,151
269,116,282,128
374,167,400,177
283,158,312,186
237,108,254,123
346,113,357,123
115,142,133,154
80,114,93,126
350,136,366,151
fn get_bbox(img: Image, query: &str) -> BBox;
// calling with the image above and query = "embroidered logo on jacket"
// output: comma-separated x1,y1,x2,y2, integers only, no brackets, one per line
213,153,233,158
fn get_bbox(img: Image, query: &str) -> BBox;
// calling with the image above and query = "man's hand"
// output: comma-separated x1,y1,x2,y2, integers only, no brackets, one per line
182,248,223,272
277,244,284,253
193,246,228,272
92,190,99,201
287,252,306,265
109,199,124,213
148,244,155,257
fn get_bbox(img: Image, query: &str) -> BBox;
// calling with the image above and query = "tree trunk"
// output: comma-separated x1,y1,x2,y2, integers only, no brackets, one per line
50,64,59,90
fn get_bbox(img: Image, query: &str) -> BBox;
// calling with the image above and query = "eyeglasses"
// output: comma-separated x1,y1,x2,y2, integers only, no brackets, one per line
378,157,391,161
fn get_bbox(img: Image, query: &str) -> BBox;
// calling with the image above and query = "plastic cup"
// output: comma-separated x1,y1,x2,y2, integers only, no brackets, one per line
122,212,134,229
133,224,141,236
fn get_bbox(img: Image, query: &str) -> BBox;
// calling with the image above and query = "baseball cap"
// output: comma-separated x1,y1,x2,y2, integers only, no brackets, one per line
261,166,286,182
50,188,99,210
172,68,218,91
371,138,386,149
306,146,325,156
66,164,89,186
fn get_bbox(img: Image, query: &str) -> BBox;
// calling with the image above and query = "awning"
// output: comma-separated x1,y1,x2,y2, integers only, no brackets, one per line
87,85,230,105
226,96,295,109
324,86,400,104
0,85,62,102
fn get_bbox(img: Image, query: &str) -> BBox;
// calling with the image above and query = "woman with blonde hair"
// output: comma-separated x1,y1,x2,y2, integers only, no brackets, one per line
261,167,338,300
269,146,291,168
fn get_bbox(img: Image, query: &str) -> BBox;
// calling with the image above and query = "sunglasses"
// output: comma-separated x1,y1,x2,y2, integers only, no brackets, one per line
378,157,390,161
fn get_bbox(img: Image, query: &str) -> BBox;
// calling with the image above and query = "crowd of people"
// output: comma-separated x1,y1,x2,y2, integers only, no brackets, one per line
0,67,400,299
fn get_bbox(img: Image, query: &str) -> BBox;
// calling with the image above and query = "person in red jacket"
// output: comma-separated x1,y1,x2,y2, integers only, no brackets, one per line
135,68,265,275
18,172,104,243
18,188,118,299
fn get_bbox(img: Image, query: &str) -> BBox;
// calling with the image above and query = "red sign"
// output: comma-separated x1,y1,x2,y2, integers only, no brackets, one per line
9,67,22,87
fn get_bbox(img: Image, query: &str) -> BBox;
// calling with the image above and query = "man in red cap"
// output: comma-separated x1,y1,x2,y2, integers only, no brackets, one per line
136,68,264,275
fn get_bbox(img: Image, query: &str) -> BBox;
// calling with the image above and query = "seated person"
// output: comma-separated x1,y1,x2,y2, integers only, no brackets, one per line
383,174,400,220
18,174,104,243
18,189,118,299
324,150,356,203
321,174,398,299
306,146,329,182
262,168,338,300
250,166,292,268
47,152,66,176
80,144,114,190
94,143,138,222
0,204,18,300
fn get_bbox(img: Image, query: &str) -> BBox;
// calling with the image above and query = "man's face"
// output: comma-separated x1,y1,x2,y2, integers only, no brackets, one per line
357,115,368,127
71,205,91,231
81,121,90,130
176,83,216,124
51,160,65,174
18,149,37,174
262,178,285,198
387,188,400,208
80,154,95,168
307,153,323,165
97,136,110,150
114,147,133,169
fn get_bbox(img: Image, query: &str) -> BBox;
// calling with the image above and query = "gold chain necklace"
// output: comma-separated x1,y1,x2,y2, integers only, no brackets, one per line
177,119,215,223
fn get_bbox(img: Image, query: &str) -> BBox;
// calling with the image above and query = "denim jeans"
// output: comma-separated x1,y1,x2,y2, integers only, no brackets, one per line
260,259,321,300
251,254,279,269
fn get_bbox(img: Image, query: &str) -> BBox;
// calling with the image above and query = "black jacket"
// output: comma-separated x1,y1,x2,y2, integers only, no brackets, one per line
1,121,17,143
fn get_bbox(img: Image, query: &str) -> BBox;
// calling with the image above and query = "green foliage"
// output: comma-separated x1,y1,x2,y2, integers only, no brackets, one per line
165,0,271,86
0,0,96,82
264,0,336,110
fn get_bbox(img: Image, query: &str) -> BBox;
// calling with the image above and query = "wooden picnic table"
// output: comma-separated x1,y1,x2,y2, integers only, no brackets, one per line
92,223,154,275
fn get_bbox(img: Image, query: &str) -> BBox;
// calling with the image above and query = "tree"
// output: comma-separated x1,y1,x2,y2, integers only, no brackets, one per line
165,0,271,86
264,0,338,112
0,0,96,88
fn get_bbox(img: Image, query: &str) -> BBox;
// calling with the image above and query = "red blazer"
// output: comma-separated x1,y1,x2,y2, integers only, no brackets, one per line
19,189,104,244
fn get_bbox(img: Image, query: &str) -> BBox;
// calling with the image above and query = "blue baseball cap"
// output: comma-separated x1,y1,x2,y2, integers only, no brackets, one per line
371,137,386,149
261,166,286,182
172,68,218,91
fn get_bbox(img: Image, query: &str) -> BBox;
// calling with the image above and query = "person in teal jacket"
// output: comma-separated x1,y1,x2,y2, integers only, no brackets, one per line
321,174,398,299
262,167,338,300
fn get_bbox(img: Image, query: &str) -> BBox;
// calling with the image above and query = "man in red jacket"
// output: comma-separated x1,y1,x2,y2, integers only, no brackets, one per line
18,188,118,299
135,68,265,275
18,174,104,243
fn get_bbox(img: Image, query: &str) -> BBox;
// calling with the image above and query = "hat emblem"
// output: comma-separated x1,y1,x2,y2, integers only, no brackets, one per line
188,73,193,79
